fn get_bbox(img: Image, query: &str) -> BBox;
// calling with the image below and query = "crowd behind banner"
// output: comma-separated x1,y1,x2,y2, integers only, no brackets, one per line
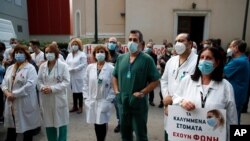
0,31,249,141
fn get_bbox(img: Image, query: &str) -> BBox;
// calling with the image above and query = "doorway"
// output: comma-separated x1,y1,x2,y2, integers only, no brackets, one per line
178,16,205,46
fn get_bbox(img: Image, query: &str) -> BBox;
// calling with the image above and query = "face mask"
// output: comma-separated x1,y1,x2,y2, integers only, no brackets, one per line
108,43,116,51
198,60,215,75
227,48,233,57
28,46,33,53
11,44,17,48
144,47,152,54
15,53,26,62
72,45,79,51
96,53,105,62
174,42,186,55
127,41,138,53
207,117,217,127
46,53,56,61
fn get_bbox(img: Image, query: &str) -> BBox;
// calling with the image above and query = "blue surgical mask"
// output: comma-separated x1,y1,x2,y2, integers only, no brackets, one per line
207,117,217,127
15,53,26,62
46,53,56,61
198,60,215,75
108,43,116,51
127,41,138,53
96,53,105,62
144,47,152,54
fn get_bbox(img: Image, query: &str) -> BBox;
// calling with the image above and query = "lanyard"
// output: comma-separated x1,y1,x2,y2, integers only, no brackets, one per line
127,52,141,79
200,89,211,108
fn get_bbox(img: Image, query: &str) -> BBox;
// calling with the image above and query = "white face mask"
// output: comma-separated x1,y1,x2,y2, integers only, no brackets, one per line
46,53,56,61
174,42,186,55
28,46,33,53
227,48,233,57
11,44,17,48
72,45,79,51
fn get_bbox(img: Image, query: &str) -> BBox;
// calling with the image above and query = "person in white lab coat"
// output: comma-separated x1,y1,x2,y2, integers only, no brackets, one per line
66,38,87,114
1,45,41,141
83,45,115,141
29,39,45,68
172,47,238,140
37,44,70,141
160,33,197,141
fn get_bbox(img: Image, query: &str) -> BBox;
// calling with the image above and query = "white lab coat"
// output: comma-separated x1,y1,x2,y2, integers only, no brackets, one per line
161,51,198,97
31,51,45,67
172,75,238,140
160,51,197,131
83,62,115,124
37,60,70,127
1,63,41,133
66,51,87,93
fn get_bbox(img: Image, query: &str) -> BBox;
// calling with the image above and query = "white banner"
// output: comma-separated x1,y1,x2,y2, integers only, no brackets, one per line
168,105,226,141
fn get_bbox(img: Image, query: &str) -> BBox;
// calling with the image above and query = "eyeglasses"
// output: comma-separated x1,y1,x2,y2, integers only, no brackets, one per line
128,38,138,42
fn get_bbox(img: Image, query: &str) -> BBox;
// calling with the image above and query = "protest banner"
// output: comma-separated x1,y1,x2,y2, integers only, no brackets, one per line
167,105,226,141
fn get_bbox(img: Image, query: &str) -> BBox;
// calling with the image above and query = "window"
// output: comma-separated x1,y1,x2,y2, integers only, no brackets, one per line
17,25,23,33
14,0,21,6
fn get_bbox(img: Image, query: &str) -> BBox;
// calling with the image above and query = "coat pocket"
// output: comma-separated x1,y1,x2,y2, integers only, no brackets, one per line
100,100,112,113
22,96,35,114
55,94,67,108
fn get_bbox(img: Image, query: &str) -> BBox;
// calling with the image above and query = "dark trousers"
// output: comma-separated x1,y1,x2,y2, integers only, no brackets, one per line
113,97,120,124
148,90,154,103
5,128,36,141
164,131,168,141
94,123,107,141
73,93,83,108
159,90,163,103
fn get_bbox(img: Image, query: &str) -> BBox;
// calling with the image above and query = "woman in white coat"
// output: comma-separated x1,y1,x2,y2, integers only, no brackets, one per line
172,47,238,140
38,44,70,141
1,45,41,141
66,38,87,114
83,45,115,141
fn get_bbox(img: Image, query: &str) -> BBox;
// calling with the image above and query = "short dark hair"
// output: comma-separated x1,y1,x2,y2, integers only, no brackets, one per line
234,39,247,53
30,39,40,47
130,30,143,42
92,45,111,62
185,33,191,41
10,38,18,44
191,47,224,82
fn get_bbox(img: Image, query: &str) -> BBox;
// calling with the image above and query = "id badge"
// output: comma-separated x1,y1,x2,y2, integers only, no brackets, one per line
127,71,131,79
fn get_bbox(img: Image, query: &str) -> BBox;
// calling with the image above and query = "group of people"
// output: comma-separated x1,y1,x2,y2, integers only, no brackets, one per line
0,29,249,141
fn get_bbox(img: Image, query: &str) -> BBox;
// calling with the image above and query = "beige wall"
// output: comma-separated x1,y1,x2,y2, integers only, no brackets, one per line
70,0,249,48
84,0,125,39
125,0,250,48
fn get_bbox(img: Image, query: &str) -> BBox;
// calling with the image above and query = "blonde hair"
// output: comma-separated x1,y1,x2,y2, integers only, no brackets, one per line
70,38,83,51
